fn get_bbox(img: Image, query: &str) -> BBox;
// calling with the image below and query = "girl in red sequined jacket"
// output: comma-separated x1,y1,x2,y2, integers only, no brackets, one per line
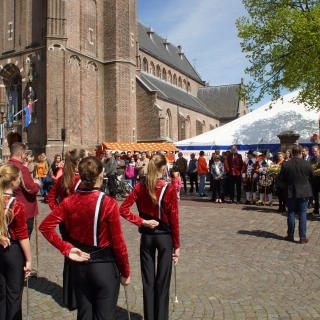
46,148,86,310
40,157,130,319
0,164,32,320
120,154,180,320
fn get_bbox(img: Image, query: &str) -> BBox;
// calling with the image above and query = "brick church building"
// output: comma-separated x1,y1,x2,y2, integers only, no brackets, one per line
0,0,246,159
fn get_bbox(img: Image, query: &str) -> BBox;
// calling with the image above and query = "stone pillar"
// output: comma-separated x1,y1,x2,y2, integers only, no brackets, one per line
277,130,300,152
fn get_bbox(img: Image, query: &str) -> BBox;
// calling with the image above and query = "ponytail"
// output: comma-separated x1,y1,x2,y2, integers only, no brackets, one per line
144,154,167,205
61,149,87,196
0,165,20,236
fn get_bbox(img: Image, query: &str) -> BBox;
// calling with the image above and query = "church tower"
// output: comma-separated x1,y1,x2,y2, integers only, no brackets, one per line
103,0,138,142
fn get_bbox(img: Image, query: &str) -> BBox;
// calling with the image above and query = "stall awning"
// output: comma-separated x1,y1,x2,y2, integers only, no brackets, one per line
96,142,179,156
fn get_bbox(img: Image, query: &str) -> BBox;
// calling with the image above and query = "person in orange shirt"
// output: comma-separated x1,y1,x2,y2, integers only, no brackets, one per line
35,154,49,200
197,151,209,196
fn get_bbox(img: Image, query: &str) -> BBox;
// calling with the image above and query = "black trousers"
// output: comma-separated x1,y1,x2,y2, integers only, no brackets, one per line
180,172,187,192
59,223,77,309
214,179,225,200
107,174,117,199
27,217,34,238
188,172,198,192
140,233,173,320
73,262,120,320
0,243,25,320
278,187,286,209
229,176,242,202
312,178,320,213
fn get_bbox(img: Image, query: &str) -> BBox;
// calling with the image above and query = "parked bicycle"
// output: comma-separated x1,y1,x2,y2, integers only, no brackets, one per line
102,174,133,198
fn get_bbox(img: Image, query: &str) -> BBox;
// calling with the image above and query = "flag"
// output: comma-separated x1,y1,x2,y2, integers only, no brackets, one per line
7,93,14,129
24,105,31,128
23,99,38,128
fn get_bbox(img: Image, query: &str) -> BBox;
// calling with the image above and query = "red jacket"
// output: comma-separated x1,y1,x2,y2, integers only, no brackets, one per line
5,196,29,240
46,173,81,210
119,180,180,249
39,190,130,278
226,153,243,177
7,158,40,218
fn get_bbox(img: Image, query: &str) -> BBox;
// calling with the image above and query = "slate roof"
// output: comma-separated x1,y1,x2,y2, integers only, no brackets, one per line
138,21,204,84
139,72,217,118
197,85,241,119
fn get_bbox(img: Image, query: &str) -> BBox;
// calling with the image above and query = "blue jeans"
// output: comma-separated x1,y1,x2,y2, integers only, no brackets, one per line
286,198,308,240
199,174,207,195
38,177,47,197
128,178,136,192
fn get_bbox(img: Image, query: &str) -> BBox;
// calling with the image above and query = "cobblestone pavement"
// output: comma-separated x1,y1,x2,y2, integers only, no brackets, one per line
22,194,320,319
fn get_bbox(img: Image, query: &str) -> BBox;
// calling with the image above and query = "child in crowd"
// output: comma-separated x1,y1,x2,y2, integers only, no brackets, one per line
0,164,32,320
171,171,182,200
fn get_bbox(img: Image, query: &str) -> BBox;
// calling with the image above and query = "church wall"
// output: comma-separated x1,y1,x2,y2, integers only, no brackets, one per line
155,99,219,143
139,51,204,96
136,79,159,141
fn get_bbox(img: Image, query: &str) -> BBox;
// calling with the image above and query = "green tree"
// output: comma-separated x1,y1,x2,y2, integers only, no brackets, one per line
236,0,320,109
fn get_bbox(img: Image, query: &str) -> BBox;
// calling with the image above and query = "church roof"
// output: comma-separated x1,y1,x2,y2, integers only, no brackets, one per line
139,72,216,118
197,84,241,119
138,21,204,85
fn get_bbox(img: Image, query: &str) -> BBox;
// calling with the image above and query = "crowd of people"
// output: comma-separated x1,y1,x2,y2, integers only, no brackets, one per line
0,141,318,319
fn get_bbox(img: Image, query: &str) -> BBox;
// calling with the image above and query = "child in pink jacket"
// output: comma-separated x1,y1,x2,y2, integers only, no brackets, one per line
171,171,182,200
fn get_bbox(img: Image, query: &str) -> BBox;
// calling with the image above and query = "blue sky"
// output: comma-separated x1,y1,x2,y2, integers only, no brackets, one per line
137,0,273,109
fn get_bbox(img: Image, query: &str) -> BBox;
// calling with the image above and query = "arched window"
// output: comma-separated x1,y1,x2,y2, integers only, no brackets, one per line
167,70,172,84
183,79,187,90
186,116,191,139
142,58,148,72
149,61,155,76
162,68,167,81
165,110,171,139
196,119,204,135
178,77,182,88
156,65,161,78
187,81,191,93
173,74,177,86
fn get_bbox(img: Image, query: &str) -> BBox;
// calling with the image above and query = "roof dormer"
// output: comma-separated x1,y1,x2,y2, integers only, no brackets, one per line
177,45,184,59
145,26,154,39
162,37,170,50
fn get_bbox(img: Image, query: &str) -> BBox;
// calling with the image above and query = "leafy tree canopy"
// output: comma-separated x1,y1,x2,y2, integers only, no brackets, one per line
236,0,320,110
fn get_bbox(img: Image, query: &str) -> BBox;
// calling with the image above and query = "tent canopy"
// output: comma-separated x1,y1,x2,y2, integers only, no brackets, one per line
174,91,319,151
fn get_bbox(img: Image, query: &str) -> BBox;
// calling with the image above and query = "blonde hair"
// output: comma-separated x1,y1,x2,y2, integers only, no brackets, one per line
144,154,167,205
0,165,21,236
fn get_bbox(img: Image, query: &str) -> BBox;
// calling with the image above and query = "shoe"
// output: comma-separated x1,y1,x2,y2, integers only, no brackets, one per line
257,200,263,206
244,200,250,205
284,235,294,242
269,201,273,207
218,199,222,203
299,238,309,244
251,200,256,205
230,200,234,204
215,200,219,203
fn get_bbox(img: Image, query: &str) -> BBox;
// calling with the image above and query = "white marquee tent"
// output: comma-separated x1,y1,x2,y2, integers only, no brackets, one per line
174,91,320,154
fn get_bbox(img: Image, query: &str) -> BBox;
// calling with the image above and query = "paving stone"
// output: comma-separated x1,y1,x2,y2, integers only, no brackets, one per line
21,197,320,319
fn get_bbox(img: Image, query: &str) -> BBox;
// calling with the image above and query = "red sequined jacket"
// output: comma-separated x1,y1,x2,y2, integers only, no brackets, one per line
39,190,130,278
46,173,81,210
120,181,180,249
5,196,29,241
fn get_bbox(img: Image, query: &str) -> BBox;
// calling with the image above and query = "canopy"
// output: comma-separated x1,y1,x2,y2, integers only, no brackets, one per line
96,142,179,157
174,91,320,151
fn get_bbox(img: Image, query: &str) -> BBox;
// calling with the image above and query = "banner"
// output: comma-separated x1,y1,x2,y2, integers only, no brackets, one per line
7,92,14,129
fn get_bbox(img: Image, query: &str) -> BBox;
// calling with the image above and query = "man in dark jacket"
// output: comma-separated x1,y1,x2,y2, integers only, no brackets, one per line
7,142,40,237
104,151,117,199
280,145,315,243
